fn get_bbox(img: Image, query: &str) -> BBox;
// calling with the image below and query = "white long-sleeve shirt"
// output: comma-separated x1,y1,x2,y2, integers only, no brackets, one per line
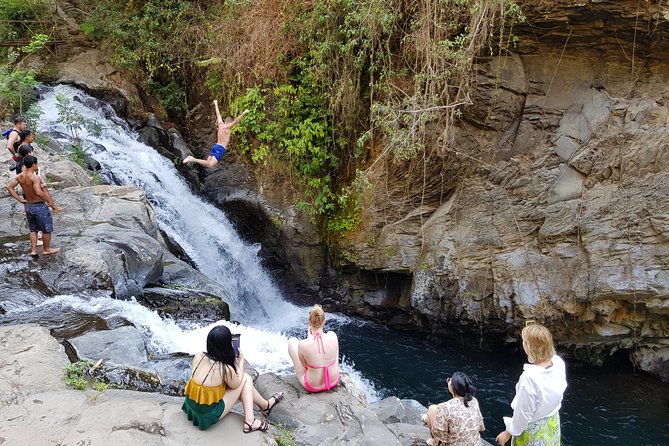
503,355,567,436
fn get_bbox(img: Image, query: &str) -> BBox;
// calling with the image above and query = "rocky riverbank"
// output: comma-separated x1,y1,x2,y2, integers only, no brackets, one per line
0,324,498,446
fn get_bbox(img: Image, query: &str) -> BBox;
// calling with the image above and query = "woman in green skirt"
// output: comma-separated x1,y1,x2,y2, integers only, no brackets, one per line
496,324,567,446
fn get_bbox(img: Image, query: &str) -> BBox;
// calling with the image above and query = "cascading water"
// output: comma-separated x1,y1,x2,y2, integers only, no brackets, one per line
38,85,296,325
31,84,378,399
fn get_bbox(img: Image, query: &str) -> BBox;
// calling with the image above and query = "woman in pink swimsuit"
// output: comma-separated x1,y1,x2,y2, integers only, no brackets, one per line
288,305,340,392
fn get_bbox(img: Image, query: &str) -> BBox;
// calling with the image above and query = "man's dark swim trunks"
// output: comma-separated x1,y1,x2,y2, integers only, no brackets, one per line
209,144,226,162
25,202,53,233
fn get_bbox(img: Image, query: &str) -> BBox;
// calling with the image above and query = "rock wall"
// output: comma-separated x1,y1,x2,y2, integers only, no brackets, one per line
329,0,669,381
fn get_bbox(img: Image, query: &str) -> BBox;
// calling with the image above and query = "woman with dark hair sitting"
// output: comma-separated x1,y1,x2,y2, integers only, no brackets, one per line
422,371,485,446
182,325,283,433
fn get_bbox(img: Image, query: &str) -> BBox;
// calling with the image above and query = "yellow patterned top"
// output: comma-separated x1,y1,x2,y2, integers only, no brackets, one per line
184,378,226,405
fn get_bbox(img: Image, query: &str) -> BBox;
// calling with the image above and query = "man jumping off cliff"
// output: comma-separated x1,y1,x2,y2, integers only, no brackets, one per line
7,156,61,256
182,100,249,168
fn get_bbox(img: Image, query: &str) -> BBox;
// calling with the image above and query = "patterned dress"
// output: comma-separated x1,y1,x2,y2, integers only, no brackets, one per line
429,397,485,446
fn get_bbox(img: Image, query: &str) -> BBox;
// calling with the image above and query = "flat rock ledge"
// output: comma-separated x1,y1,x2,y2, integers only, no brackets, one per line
0,325,494,446
0,325,274,446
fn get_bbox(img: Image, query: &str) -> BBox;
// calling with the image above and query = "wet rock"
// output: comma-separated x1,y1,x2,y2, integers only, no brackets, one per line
168,128,193,162
139,287,230,322
201,162,325,302
631,347,669,382
137,114,171,156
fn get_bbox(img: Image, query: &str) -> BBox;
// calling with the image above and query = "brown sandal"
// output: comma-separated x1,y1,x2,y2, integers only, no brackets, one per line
243,418,268,433
261,392,284,416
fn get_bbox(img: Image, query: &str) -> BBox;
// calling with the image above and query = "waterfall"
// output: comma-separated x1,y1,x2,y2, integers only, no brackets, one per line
37,84,297,325
31,85,379,400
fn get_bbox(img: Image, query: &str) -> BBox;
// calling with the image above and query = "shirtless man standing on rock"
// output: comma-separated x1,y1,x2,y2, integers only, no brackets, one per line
6,156,61,256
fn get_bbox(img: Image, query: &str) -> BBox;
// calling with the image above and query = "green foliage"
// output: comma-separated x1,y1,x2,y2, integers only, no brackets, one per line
92,381,109,392
86,0,525,242
144,78,187,114
232,81,339,217
273,424,298,446
64,360,108,391
24,102,43,129
79,22,102,40
64,360,91,390
69,144,87,168
161,282,187,290
34,134,50,152
88,171,103,185
0,65,37,115
0,0,50,42
0,33,51,114
21,33,49,55
325,171,370,235
87,0,206,117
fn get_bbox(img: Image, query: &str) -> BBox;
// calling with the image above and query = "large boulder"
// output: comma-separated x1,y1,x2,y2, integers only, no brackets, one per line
0,184,165,298
139,287,231,322
56,48,139,116
200,162,325,303
1,148,236,323
67,326,191,395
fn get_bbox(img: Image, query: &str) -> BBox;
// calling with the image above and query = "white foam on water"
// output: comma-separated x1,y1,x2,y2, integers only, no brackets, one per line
11,293,379,400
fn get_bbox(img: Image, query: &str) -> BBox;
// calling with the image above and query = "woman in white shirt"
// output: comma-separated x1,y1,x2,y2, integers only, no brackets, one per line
496,324,567,446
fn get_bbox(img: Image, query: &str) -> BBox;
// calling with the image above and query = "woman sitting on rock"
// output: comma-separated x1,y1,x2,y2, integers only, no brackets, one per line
422,371,485,446
496,323,567,446
288,304,340,392
182,325,283,433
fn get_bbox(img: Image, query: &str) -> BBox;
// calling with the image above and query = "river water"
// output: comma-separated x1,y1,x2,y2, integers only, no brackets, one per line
17,85,668,445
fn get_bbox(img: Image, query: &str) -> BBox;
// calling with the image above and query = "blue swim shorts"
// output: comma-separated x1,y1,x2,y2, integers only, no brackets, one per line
209,144,226,162
25,202,53,233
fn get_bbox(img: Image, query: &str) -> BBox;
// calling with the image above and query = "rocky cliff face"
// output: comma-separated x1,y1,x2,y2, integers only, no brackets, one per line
327,0,669,381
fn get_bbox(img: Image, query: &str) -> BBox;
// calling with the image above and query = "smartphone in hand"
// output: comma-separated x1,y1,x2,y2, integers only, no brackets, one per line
231,333,241,358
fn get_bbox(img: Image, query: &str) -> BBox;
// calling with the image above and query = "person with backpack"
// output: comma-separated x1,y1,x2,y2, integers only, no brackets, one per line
3,117,27,161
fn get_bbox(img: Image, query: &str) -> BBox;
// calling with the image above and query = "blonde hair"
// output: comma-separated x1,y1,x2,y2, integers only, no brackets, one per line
521,324,555,364
308,304,325,329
